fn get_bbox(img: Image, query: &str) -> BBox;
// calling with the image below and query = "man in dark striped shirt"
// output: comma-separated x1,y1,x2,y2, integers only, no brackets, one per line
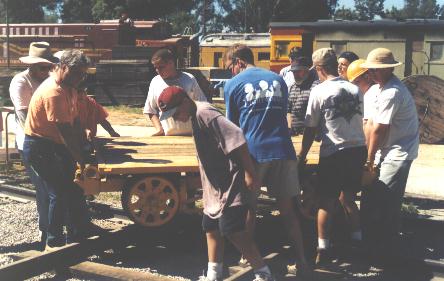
287,56,319,135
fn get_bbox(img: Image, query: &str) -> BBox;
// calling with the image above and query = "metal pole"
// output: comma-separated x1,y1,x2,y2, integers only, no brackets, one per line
244,0,247,33
6,0,10,69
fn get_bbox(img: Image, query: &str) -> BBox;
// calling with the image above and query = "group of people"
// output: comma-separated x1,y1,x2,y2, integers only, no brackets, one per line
146,45,419,280
9,42,118,250
9,40,419,280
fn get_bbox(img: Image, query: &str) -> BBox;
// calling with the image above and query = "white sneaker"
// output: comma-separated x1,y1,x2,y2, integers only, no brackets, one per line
253,272,275,281
197,276,221,281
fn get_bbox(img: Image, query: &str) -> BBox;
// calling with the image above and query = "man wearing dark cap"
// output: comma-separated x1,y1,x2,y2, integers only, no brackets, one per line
299,48,367,265
157,86,275,281
287,56,319,136
279,47,304,88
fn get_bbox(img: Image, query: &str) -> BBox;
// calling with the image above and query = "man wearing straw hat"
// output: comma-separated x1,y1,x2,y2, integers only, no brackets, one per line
360,48,419,261
9,41,58,249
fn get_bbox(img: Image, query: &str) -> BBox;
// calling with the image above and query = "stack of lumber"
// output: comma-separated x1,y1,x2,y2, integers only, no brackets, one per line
94,136,320,175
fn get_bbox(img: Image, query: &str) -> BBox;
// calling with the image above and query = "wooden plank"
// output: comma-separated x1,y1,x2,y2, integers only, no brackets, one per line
225,252,279,281
11,251,175,281
70,261,176,281
0,226,137,281
94,136,320,175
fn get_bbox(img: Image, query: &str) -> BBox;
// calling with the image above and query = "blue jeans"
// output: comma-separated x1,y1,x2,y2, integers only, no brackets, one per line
23,135,90,246
361,159,413,252
19,150,49,234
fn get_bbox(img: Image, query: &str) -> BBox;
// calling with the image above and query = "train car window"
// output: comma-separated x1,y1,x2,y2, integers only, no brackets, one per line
213,52,223,67
430,43,444,61
331,42,346,55
55,27,59,35
258,52,270,61
275,41,290,59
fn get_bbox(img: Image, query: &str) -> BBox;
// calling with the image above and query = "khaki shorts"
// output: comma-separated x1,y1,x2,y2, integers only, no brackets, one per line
245,159,301,208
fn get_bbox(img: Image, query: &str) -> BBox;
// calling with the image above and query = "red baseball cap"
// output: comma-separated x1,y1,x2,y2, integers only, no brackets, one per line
157,86,187,121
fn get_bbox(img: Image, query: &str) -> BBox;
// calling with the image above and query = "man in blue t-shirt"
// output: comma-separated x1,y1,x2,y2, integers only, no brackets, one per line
224,44,311,276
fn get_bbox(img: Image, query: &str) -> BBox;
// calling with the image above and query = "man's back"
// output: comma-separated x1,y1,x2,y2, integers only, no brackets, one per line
305,77,365,157
374,76,419,161
224,67,296,162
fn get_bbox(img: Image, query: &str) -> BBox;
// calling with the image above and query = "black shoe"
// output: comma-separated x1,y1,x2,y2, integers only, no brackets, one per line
315,248,332,266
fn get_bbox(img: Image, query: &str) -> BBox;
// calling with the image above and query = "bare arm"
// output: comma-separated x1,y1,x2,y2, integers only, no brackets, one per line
287,113,292,133
299,126,317,161
15,109,27,129
146,113,164,136
367,123,389,165
99,119,120,137
363,119,374,146
232,143,260,191
56,122,84,166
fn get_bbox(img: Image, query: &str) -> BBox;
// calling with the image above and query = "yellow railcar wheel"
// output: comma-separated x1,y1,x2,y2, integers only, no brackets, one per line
122,176,180,227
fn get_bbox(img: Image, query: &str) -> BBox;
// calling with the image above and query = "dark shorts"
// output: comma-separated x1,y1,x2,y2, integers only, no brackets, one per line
317,146,367,199
202,206,247,236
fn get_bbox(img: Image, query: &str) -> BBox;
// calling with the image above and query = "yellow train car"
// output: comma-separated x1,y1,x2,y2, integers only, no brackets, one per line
199,33,270,69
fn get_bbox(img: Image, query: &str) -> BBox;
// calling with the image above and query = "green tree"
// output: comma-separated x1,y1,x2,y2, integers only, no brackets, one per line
272,0,336,21
61,0,94,22
384,0,441,19
418,0,440,18
354,0,385,20
334,5,359,19
384,6,405,19
0,0,58,23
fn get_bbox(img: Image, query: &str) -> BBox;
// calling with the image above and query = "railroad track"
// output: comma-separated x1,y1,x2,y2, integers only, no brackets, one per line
1,183,444,280
0,183,282,281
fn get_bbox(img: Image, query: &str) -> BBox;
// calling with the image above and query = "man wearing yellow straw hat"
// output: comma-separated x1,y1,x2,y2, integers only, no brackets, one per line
360,48,419,262
346,58,375,144
9,41,58,249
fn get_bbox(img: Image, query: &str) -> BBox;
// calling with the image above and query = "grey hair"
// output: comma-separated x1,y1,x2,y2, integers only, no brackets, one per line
59,49,90,69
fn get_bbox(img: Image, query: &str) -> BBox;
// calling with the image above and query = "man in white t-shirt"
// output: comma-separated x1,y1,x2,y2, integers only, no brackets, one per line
143,48,206,136
9,41,58,249
360,48,419,261
299,48,367,266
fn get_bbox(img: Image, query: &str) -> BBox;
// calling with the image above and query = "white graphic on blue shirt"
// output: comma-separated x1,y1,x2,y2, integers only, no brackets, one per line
243,80,283,112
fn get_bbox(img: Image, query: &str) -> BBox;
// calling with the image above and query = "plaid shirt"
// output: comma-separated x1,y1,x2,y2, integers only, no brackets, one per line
287,70,319,135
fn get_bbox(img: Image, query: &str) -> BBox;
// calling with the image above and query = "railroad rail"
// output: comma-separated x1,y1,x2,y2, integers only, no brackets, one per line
1,183,444,280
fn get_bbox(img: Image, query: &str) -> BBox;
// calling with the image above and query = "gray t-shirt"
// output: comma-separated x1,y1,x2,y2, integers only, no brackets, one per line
305,77,366,157
373,76,419,161
192,101,246,219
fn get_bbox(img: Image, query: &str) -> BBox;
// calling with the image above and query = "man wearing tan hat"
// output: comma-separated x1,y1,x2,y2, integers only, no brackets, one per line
346,58,376,144
9,41,58,249
360,48,419,261
299,48,367,266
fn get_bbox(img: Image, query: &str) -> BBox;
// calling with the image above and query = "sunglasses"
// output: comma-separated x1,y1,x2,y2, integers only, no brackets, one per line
368,68,379,73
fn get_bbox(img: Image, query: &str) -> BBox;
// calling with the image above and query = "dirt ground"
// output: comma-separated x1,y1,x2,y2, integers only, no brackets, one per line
104,106,149,127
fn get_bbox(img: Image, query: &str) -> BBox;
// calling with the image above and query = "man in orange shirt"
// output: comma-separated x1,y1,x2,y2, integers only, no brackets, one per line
23,49,97,249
